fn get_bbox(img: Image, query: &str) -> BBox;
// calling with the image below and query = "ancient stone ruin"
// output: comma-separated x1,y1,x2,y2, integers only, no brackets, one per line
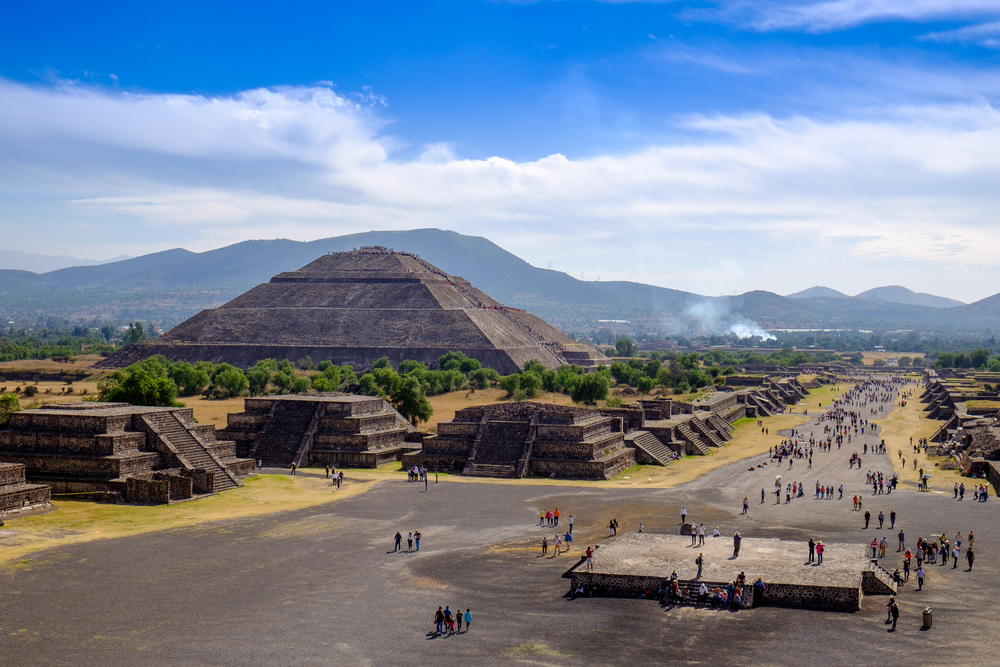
0,462,50,514
410,377,808,478
405,402,636,480
0,403,255,504
98,247,608,374
220,395,421,469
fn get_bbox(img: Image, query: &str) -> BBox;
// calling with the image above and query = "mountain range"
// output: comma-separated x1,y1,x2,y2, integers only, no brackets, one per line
786,285,964,309
1,229,998,334
0,248,132,274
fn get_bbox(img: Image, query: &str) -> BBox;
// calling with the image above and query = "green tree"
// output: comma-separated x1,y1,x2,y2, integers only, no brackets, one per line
212,364,249,398
468,367,500,390
970,348,991,369
170,362,211,397
248,359,277,396
392,376,433,426
518,371,542,398
438,351,482,374
571,372,610,404
357,373,384,397
615,338,635,357
292,376,311,394
372,356,392,370
98,358,180,406
123,322,146,345
499,373,521,397
0,393,21,427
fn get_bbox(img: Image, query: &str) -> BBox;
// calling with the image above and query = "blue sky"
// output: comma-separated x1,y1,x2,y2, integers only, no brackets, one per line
3,1,1000,300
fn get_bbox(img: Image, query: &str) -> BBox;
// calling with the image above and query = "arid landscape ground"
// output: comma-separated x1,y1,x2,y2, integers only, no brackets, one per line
1,370,995,666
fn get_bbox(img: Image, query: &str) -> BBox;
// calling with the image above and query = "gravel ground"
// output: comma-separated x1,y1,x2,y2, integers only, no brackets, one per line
0,380,996,666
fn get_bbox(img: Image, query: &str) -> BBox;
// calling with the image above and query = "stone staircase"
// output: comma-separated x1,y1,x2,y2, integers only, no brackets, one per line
627,431,677,466
706,414,734,440
930,415,958,443
676,422,711,455
862,560,898,595
464,421,532,478
465,463,517,477
748,395,773,417
142,412,241,491
689,417,725,448
253,401,319,467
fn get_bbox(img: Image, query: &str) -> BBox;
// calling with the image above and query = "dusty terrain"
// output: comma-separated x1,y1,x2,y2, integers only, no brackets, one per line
1,374,995,666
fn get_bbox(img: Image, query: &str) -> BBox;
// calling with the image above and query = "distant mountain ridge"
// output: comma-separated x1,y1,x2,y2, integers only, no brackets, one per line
0,248,132,274
788,285,964,309
0,229,997,333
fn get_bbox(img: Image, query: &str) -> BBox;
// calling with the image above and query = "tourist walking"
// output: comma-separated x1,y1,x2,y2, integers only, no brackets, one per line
414,530,422,551
407,531,413,550
680,507,688,523
816,541,824,564
864,510,871,529
290,462,297,475
434,607,445,635
916,566,925,590
553,534,562,556
742,497,749,514
733,531,742,558
696,553,704,578
464,609,472,632
967,547,975,570
456,607,463,632
393,531,402,552
890,599,899,631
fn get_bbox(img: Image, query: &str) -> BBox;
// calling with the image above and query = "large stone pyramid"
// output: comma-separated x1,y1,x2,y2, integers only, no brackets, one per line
99,247,607,374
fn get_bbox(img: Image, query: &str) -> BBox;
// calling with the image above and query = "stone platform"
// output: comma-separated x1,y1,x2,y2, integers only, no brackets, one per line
568,533,895,611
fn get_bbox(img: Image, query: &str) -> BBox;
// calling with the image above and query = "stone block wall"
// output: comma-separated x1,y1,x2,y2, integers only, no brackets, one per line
125,476,171,504
758,582,861,612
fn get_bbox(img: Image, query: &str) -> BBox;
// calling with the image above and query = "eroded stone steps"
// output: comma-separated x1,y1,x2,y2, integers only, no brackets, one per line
143,412,240,491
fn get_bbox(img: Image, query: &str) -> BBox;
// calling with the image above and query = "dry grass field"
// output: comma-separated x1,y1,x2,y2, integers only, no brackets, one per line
0,472,371,566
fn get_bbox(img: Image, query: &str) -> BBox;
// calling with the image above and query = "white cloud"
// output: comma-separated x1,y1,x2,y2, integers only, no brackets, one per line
689,0,1000,32
4,78,1000,300
923,20,1000,49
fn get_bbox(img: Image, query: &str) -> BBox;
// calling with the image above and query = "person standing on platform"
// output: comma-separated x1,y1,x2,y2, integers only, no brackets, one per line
733,532,742,558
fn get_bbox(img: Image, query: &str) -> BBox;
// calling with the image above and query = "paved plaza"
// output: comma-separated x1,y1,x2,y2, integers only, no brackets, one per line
0,383,996,666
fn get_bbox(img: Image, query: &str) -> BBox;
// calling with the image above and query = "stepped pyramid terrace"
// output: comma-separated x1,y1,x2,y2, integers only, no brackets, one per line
404,402,636,480
98,247,608,374
0,403,255,504
219,395,420,469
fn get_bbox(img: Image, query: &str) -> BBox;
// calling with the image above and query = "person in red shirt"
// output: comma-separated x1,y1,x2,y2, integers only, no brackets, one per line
585,546,594,571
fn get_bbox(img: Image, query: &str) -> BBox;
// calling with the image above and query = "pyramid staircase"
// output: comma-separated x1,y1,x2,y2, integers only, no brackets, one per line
142,412,241,491
252,401,320,468
748,394,773,417
626,431,677,466
689,417,725,448
930,415,958,443
706,414,734,440
676,422,711,455
464,421,533,478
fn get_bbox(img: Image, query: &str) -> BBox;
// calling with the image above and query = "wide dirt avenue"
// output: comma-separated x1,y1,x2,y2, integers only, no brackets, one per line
1,376,995,666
